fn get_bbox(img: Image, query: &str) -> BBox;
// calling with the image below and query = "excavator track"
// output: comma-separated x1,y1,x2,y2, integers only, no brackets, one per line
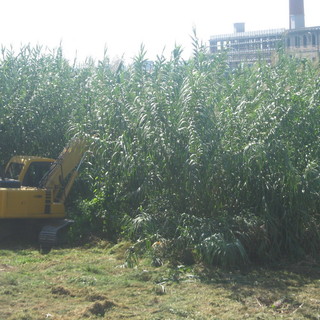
38,219,73,254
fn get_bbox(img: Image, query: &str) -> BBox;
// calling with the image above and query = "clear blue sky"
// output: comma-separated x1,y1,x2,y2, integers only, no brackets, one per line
1,0,319,62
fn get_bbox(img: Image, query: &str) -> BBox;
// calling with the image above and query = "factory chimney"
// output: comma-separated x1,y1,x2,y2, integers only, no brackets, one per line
289,0,305,29
234,23,245,33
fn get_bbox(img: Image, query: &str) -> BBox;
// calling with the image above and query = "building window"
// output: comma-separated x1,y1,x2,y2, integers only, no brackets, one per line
295,36,301,48
303,35,308,47
312,34,317,46
287,37,291,48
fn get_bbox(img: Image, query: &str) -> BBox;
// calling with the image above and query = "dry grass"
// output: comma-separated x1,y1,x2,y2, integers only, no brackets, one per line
0,242,319,320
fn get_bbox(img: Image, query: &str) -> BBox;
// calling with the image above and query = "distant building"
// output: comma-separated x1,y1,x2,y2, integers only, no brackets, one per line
285,27,320,63
209,26,285,68
209,0,320,67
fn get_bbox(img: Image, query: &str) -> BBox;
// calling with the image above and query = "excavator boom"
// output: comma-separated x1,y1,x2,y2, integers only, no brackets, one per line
39,138,87,202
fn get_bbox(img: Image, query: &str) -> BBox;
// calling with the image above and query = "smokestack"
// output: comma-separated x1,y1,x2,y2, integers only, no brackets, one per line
289,0,305,29
234,23,245,33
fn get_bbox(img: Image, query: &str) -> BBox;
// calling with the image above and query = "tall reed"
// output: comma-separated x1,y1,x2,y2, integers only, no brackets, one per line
0,43,319,265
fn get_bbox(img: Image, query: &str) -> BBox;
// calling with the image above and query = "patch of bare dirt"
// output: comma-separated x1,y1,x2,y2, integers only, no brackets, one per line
86,293,108,302
0,264,14,272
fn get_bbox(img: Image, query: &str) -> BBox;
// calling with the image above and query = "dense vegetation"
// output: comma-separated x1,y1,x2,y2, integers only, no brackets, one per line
0,42,319,267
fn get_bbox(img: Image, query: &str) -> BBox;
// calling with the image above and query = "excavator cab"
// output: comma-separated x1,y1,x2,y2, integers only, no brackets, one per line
3,156,54,188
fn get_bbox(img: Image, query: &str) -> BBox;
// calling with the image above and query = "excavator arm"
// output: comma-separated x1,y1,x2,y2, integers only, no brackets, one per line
39,137,87,203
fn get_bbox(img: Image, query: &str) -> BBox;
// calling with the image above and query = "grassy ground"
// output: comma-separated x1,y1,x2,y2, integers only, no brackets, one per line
0,241,319,320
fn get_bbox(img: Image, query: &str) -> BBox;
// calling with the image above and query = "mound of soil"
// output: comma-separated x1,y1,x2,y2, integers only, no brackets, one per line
83,300,116,317
51,286,74,296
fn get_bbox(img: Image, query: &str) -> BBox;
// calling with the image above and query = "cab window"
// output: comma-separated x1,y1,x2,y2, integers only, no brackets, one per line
22,162,53,187
5,162,24,180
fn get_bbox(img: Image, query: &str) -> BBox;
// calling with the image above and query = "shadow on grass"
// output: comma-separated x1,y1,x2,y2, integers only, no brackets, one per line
0,236,77,253
200,256,320,283
196,260,320,318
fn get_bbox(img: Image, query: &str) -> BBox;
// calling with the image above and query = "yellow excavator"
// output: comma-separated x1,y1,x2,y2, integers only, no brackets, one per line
0,137,87,252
